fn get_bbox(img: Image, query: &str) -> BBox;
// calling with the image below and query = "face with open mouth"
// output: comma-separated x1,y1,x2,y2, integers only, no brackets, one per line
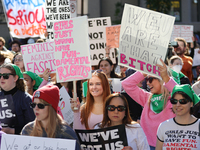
146,76,162,94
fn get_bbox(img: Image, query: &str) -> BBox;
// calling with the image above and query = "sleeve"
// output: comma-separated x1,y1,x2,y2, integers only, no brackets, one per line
192,81,200,95
164,77,177,93
38,79,49,89
73,111,86,130
20,122,33,135
121,71,151,107
157,122,164,142
135,127,150,150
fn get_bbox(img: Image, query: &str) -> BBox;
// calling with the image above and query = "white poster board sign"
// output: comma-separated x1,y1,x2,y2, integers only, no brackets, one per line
109,78,122,93
192,48,200,67
171,25,193,42
1,134,76,150
45,0,71,40
119,4,175,77
54,16,91,83
21,42,56,75
88,17,116,65
59,86,74,124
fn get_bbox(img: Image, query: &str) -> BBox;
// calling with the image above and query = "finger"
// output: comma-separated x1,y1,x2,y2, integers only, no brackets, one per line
159,58,166,66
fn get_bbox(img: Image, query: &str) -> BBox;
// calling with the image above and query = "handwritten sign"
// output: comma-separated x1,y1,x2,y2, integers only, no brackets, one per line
21,41,56,75
45,0,71,40
0,95,16,128
58,86,74,124
119,4,175,77
2,0,46,38
171,25,193,42
88,17,116,65
106,25,121,48
54,16,91,83
75,124,127,150
192,48,200,67
1,134,76,150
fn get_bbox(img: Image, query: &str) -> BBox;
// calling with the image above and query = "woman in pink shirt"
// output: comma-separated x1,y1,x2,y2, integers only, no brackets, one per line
121,59,176,150
71,70,111,129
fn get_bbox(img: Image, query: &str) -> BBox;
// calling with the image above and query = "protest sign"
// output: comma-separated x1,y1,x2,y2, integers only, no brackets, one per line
171,25,193,42
0,95,16,127
70,0,77,18
119,4,175,77
45,0,71,40
2,0,46,38
75,124,127,150
106,25,121,48
21,41,56,75
192,48,200,67
58,86,74,124
54,16,91,83
109,78,122,93
88,17,116,65
1,134,76,150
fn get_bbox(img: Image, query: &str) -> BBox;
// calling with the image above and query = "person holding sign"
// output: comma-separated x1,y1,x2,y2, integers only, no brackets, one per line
121,59,177,149
156,84,200,150
71,70,111,129
95,93,150,150
0,63,35,134
21,84,81,150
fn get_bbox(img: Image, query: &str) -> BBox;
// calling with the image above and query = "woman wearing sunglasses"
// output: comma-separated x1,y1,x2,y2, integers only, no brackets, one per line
156,84,200,150
71,71,111,129
0,63,35,134
95,93,150,150
21,84,81,150
121,59,177,150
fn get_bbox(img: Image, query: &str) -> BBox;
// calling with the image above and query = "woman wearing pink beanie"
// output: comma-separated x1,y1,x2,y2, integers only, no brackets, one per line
21,84,81,150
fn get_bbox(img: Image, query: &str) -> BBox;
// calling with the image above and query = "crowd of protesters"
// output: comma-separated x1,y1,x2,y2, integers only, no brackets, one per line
0,34,200,150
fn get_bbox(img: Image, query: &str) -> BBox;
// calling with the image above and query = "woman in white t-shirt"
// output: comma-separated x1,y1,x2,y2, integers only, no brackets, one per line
95,93,150,150
156,84,200,150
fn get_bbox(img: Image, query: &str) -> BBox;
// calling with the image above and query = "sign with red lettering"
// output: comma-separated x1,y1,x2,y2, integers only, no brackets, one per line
119,4,175,77
171,25,193,42
2,0,46,38
106,25,121,48
45,0,71,40
54,16,91,83
21,42,56,75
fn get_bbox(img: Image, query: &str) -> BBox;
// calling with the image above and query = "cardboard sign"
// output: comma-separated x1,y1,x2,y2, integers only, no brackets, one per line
171,25,193,42
21,41,56,75
2,0,46,38
0,95,16,127
54,16,91,83
1,134,76,150
59,86,74,124
45,0,71,40
192,48,200,67
88,17,116,65
75,124,128,150
106,25,121,48
119,4,175,77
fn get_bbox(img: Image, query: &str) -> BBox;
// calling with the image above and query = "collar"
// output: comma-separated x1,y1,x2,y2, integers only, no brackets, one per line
1,86,18,96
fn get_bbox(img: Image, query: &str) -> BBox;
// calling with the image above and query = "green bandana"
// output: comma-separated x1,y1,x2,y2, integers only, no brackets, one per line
10,64,23,79
150,94,164,114
23,71,43,90
172,84,200,106
170,68,185,85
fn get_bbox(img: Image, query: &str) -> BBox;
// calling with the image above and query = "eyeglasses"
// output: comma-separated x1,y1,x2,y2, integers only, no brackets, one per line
107,105,126,112
0,73,14,79
91,69,103,73
30,102,50,109
14,58,23,62
146,77,158,83
170,98,190,105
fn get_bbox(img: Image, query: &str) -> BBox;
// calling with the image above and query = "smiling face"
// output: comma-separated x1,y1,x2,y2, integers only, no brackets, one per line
14,55,24,71
108,97,126,126
146,76,162,94
172,93,193,117
0,68,18,91
89,76,103,98
99,60,113,78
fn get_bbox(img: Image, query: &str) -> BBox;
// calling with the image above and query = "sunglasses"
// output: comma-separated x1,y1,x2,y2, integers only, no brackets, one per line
170,98,190,105
0,73,14,79
146,77,158,83
107,105,126,112
91,69,103,73
30,102,50,109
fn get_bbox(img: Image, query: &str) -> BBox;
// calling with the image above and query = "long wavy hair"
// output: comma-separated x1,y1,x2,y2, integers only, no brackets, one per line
80,71,111,129
0,63,25,92
30,99,65,138
100,93,134,128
